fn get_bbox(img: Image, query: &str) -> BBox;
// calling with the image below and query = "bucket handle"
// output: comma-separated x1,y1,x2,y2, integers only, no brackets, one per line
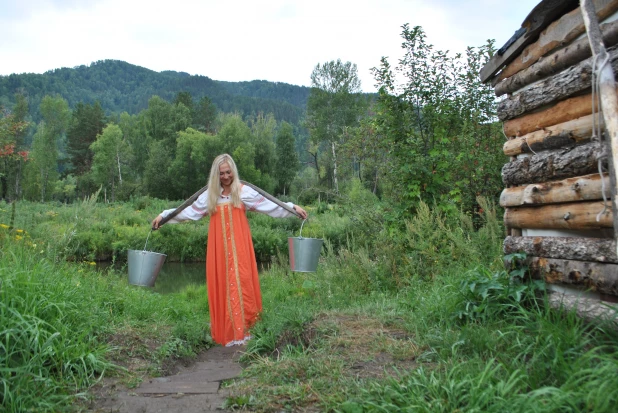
299,219,308,238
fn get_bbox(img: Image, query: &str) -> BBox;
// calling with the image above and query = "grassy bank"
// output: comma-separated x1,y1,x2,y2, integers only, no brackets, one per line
2,195,617,412
0,197,351,263
0,229,212,412
222,202,618,412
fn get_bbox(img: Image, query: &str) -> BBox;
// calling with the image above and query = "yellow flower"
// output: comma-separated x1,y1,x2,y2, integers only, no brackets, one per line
14,235,23,241
0,224,8,229
16,229,24,233
88,261,96,266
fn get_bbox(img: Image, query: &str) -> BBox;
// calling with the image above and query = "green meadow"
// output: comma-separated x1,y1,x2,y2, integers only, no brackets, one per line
1,194,617,412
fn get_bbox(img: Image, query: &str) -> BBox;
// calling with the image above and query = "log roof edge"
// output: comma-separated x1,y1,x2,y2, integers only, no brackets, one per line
480,0,579,83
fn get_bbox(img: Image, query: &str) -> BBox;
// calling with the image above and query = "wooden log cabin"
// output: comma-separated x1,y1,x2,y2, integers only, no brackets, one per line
480,0,618,320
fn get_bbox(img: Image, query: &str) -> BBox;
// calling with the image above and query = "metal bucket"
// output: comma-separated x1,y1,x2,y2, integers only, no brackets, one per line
288,220,322,272
127,249,167,287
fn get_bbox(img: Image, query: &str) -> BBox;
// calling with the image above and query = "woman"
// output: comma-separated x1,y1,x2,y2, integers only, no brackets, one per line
152,154,307,347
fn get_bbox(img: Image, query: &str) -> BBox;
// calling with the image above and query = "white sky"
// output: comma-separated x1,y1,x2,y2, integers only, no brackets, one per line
1,0,541,92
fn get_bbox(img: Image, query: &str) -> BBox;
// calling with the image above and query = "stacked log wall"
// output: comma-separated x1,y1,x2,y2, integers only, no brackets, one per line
487,2,618,301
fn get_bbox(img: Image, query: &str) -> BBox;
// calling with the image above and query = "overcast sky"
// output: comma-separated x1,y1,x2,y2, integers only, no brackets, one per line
1,0,541,92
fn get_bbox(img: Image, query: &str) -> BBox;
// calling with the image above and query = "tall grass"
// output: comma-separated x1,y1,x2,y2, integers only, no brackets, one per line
0,232,211,412
226,194,618,412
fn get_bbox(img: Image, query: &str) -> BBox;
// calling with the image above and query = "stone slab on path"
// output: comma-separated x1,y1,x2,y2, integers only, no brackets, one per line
87,345,245,413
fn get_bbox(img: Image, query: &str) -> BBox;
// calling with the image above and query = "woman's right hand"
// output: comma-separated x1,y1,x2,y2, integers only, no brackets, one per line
151,215,163,230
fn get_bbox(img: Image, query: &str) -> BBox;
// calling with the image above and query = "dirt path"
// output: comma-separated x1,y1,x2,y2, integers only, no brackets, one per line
88,346,244,413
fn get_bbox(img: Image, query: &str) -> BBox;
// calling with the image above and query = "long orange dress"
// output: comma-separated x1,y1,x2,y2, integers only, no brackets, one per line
161,185,295,346
206,201,261,345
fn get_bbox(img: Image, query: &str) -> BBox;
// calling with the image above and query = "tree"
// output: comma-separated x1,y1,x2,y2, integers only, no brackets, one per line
26,96,70,201
193,96,218,133
0,105,29,201
66,101,106,175
371,25,503,217
306,59,366,194
90,123,131,202
275,121,299,195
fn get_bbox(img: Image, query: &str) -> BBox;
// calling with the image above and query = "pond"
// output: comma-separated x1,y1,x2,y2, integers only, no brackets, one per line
99,261,267,294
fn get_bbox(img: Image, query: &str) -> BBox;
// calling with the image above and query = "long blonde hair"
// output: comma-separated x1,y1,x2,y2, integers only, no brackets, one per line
207,154,242,213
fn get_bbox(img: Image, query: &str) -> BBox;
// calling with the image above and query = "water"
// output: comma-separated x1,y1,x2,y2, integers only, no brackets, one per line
153,262,206,294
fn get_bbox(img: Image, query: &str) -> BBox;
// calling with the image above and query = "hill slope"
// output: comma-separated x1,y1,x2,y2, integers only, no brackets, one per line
0,60,311,125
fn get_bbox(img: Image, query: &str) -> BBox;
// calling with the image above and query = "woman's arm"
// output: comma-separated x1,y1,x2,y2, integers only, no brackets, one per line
152,190,210,229
241,186,307,219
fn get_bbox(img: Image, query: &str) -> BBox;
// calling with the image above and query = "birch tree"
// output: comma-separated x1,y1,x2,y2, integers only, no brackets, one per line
306,59,365,194
90,123,130,202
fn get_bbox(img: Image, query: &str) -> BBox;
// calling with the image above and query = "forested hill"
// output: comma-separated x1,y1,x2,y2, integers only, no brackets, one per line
0,59,311,124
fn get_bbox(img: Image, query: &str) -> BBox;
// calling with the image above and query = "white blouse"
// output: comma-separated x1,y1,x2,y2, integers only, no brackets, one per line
161,185,295,223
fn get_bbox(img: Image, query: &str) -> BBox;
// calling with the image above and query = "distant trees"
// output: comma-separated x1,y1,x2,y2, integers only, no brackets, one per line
90,123,131,202
0,97,29,201
371,24,503,216
275,122,299,195
306,59,367,194
26,96,70,201
66,102,106,175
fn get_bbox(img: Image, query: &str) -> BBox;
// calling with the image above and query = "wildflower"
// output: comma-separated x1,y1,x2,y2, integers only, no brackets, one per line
16,229,24,233
14,235,23,241
0,224,8,229
88,261,96,266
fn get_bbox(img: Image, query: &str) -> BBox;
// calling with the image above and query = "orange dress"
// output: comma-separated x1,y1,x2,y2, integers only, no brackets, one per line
206,201,261,346
161,185,295,346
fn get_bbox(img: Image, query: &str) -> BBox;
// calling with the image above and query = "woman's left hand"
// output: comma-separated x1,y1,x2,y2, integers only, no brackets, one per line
293,205,308,220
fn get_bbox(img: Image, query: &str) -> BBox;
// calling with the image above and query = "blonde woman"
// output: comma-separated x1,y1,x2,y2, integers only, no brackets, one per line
152,154,307,347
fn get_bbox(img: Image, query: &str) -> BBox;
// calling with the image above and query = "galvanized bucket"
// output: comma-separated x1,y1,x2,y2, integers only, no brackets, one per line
127,249,166,287
288,219,322,272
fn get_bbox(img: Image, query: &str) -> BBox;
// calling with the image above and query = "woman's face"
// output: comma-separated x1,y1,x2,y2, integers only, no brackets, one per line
219,162,234,187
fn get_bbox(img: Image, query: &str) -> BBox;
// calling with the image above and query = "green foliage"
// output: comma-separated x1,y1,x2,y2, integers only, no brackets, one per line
453,255,545,323
65,101,106,176
275,121,299,195
371,25,504,217
90,123,131,202
306,59,368,193
0,235,212,412
0,60,309,128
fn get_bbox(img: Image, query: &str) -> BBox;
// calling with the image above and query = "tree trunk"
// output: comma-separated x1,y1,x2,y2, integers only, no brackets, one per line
526,256,618,295
331,141,339,194
502,142,605,186
116,151,123,185
494,0,618,83
504,201,613,230
504,235,618,263
503,113,599,156
500,173,610,207
503,92,600,137
497,45,618,122
495,18,618,96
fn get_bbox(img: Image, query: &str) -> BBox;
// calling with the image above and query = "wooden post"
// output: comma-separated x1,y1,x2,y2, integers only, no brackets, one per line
581,0,618,256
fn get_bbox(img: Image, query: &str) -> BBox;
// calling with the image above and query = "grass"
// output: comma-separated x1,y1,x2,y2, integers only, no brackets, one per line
2,193,618,412
0,227,212,412
221,201,618,412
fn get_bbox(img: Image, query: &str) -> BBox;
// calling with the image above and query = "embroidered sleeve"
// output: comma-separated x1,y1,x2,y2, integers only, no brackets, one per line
241,186,295,218
161,190,209,223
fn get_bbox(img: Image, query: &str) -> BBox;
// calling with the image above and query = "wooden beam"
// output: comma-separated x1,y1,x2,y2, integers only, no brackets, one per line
495,19,618,96
582,0,618,259
500,173,610,206
503,92,599,137
481,0,582,83
504,235,618,263
502,173,611,206
527,256,618,295
503,113,599,156
502,142,604,186
495,0,618,83
504,201,613,229
497,45,618,122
